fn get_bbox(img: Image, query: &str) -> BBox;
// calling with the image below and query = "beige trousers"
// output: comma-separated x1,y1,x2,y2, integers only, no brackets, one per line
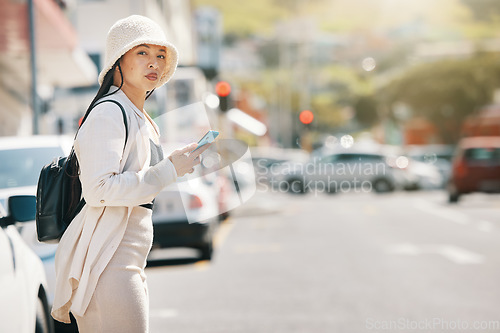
74,207,153,333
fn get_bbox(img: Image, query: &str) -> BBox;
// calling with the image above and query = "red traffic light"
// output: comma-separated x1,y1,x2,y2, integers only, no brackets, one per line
299,110,314,124
215,81,231,97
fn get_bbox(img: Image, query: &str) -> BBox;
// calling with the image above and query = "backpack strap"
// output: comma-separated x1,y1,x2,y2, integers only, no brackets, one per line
91,100,129,147
73,100,129,215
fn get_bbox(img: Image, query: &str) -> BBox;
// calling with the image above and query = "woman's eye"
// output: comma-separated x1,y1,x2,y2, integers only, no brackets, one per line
138,51,147,55
158,55,166,59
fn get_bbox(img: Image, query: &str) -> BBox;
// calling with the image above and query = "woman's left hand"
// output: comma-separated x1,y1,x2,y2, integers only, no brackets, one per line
167,142,211,177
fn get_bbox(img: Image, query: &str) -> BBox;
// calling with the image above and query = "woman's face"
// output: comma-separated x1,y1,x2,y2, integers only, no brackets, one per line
114,43,168,95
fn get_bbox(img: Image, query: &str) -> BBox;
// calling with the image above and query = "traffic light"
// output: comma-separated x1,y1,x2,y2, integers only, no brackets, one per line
299,110,314,125
215,81,232,112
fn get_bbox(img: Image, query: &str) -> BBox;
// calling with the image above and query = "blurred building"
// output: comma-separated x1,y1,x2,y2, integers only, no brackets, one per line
73,0,196,70
194,6,222,80
0,0,97,136
462,105,500,137
48,0,201,136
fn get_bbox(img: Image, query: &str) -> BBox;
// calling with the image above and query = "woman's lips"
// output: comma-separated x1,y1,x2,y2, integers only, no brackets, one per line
146,73,158,81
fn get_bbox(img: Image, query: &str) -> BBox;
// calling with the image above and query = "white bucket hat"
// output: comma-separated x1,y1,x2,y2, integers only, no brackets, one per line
98,15,179,87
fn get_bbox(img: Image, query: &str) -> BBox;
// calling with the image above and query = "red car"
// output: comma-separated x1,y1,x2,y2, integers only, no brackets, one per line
448,136,500,202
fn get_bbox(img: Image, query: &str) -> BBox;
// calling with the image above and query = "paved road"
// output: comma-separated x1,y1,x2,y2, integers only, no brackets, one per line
146,189,500,333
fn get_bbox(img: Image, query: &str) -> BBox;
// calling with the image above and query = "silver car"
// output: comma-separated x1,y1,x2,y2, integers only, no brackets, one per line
273,151,407,194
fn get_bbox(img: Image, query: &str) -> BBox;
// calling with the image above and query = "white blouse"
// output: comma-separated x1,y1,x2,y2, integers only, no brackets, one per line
51,88,177,323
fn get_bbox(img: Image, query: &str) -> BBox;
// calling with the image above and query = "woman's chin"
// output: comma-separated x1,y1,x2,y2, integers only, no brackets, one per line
144,81,159,91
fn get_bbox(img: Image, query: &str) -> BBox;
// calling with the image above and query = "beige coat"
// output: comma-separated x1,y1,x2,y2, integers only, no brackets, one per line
51,88,177,323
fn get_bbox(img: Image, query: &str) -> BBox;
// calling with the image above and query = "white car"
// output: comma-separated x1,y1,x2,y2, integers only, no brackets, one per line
274,150,407,194
403,158,444,190
0,195,54,333
149,143,221,261
0,136,72,309
405,144,454,187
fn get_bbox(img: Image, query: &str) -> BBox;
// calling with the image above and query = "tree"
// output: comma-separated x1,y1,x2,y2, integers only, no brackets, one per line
380,55,500,143
460,0,500,21
353,95,379,128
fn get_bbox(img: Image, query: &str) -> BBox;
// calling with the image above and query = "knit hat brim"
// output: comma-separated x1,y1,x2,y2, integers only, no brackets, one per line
98,15,179,88
98,40,178,87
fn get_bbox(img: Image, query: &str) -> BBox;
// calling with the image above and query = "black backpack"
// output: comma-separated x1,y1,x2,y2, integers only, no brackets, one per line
36,100,128,243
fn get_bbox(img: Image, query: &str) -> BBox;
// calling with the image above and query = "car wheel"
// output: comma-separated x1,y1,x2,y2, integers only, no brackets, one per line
288,178,306,194
403,183,419,191
372,178,393,193
199,242,213,261
35,296,50,333
447,183,460,203
448,193,460,203
218,211,230,223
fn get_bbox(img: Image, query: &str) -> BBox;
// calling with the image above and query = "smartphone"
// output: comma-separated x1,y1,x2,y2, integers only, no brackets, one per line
190,130,219,153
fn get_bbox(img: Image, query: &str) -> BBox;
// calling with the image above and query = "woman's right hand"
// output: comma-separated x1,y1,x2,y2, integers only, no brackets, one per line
168,142,211,177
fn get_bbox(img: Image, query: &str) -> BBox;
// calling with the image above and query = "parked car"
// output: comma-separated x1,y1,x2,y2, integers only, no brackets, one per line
274,150,408,194
0,135,77,332
400,157,444,190
448,136,500,203
204,139,257,221
0,135,71,297
405,144,454,186
251,147,310,185
0,135,72,208
150,143,220,261
0,195,54,333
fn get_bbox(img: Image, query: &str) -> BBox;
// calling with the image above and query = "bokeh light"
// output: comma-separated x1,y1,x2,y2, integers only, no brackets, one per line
362,57,376,72
340,135,354,148
203,92,220,109
325,135,338,149
396,156,409,169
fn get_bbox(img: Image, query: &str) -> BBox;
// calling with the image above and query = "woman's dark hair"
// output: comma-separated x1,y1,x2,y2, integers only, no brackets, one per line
66,59,156,216
79,60,156,126
79,60,123,126
65,62,123,217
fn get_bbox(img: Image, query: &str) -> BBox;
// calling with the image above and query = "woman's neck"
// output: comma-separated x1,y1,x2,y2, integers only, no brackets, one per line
120,85,146,111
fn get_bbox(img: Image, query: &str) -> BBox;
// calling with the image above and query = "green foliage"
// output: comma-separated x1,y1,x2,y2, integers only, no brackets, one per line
459,0,500,38
353,95,379,128
460,0,500,21
193,0,292,36
380,55,500,142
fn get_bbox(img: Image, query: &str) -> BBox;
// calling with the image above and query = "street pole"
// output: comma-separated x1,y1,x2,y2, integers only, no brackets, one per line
28,0,39,134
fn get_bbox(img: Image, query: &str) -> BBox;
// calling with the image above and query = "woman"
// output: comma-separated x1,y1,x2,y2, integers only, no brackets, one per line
51,15,207,332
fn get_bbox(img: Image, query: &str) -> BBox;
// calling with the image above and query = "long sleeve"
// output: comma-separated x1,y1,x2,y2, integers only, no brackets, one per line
75,103,177,208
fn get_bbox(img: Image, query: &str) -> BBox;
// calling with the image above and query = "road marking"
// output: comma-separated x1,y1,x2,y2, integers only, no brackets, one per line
234,243,283,254
386,243,420,256
282,205,302,216
194,260,210,271
478,220,494,233
150,308,179,318
436,245,484,264
213,218,234,248
387,243,484,264
414,200,469,225
363,204,378,216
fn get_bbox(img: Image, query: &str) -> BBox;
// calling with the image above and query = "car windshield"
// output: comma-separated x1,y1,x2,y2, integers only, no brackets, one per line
0,147,64,189
464,148,500,163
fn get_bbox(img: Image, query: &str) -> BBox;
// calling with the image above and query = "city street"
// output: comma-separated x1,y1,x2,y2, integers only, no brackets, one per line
146,189,500,333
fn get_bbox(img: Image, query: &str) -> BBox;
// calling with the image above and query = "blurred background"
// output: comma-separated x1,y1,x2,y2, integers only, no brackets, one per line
1,0,500,332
